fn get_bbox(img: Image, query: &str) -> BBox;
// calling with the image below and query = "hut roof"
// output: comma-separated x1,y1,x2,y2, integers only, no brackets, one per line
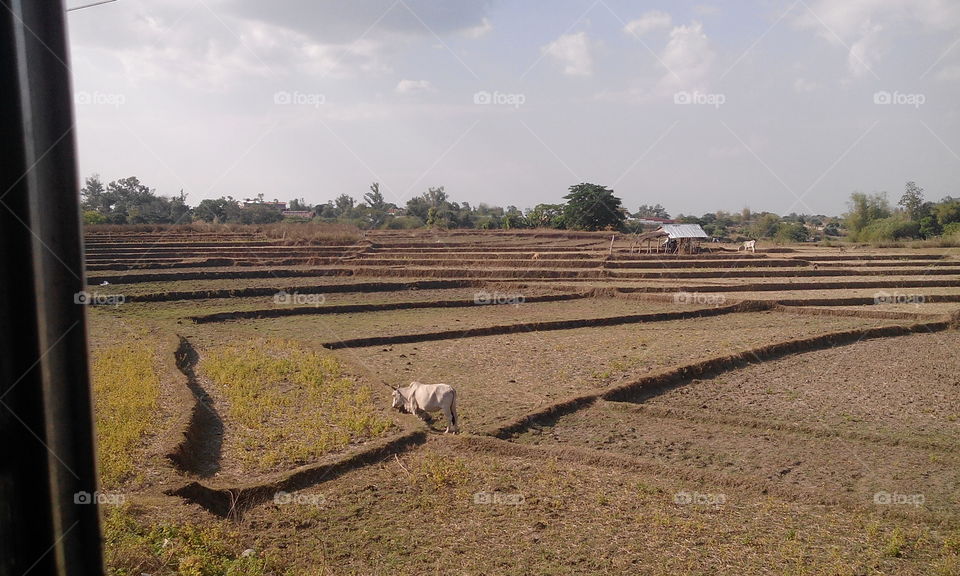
635,229,668,242
660,224,709,239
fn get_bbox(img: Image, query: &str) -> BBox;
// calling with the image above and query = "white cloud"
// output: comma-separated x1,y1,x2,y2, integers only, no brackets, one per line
846,22,884,78
795,0,960,78
462,17,493,39
624,11,672,36
542,32,593,77
395,79,435,94
659,21,715,90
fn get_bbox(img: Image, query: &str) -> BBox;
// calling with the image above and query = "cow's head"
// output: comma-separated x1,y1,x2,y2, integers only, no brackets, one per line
390,388,408,413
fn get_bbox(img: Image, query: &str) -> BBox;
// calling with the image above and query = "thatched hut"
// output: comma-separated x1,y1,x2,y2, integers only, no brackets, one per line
635,224,709,254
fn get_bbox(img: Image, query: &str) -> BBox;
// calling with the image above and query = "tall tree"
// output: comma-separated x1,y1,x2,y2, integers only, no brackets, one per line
364,182,386,210
425,186,448,208
898,181,924,220
562,183,626,231
80,174,107,213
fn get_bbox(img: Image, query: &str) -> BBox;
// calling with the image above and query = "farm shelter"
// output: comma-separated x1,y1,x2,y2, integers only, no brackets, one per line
635,223,710,254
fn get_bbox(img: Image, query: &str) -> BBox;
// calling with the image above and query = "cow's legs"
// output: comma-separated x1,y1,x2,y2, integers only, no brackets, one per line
442,400,459,434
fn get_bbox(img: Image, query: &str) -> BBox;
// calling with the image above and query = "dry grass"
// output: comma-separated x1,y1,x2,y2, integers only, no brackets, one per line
84,222,362,245
91,343,161,488
256,221,362,245
81,232,960,574
201,338,392,473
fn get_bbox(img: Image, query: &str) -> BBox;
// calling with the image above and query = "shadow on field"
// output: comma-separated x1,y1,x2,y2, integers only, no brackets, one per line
167,430,428,519
167,336,223,478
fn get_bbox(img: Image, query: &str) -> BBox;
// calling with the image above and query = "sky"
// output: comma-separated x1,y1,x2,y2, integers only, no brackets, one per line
66,0,960,217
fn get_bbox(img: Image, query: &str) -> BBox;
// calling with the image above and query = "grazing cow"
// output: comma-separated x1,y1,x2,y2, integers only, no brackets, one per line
391,381,459,433
739,240,757,253
531,252,541,260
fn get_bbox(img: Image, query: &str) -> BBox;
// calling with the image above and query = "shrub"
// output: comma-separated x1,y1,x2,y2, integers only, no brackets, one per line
851,216,919,242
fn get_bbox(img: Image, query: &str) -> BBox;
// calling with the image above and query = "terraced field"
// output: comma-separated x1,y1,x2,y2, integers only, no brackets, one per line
84,228,960,575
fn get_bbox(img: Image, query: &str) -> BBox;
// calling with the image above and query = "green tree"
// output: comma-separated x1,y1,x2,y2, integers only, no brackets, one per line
774,221,809,243
502,207,527,229
934,199,960,228
334,194,355,218
82,210,107,225
364,182,385,210
525,204,566,228
919,215,941,238
169,190,191,223
424,186,448,208
749,213,781,238
194,198,232,222
845,192,891,240
405,196,430,221
562,183,626,231
898,181,924,221
239,205,282,224
80,174,107,214
633,204,671,219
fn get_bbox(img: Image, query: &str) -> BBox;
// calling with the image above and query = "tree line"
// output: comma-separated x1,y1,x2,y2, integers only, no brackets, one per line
80,174,960,242
845,182,960,241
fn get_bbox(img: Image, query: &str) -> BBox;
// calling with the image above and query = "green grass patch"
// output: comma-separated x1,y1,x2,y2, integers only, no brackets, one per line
202,338,392,470
91,343,161,488
102,506,273,576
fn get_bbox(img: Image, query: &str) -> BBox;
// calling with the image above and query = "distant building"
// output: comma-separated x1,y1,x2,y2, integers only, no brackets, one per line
281,210,314,219
635,217,676,226
242,199,287,211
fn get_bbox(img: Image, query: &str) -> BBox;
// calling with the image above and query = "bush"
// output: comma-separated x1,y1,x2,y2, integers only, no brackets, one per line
943,222,960,237
774,222,809,243
850,216,919,242
386,215,425,229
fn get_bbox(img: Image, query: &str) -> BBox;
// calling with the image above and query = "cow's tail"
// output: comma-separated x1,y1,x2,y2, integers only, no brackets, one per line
450,388,458,429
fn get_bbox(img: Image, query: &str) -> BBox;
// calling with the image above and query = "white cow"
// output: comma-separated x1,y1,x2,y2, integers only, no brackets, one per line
739,240,757,253
391,381,459,433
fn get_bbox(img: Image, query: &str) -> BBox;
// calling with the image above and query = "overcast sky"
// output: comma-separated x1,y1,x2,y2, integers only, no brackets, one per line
67,0,960,216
